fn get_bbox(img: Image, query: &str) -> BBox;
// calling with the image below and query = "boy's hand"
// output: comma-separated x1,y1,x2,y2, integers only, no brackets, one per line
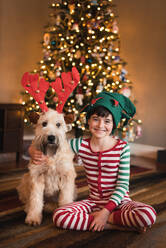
28,145,47,165
89,208,110,232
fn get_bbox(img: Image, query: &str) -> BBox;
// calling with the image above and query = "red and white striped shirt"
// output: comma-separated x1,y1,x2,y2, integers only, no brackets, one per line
70,138,130,212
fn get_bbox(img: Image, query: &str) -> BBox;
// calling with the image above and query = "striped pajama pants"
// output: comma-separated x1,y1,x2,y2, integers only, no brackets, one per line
53,199,156,231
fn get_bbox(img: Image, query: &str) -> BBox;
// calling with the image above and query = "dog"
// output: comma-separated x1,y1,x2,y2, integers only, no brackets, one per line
17,109,76,226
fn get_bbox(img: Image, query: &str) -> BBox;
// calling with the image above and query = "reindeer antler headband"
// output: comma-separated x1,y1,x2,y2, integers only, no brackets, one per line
21,67,80,113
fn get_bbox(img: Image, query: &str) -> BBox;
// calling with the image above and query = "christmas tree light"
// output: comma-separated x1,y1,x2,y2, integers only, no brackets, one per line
21,0,142,141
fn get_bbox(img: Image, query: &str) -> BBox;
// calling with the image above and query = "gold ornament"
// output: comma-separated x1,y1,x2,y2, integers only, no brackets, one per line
75,50,81,59
68,4,75,14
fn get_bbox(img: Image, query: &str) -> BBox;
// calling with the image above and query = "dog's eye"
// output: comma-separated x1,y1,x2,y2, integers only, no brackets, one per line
56,122,61,128
42,121,47,127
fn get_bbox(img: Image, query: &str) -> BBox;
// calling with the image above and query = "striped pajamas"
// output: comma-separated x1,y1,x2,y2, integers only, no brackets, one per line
53,138,156,230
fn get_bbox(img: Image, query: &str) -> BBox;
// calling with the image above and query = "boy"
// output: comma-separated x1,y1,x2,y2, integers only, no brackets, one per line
29,92,156,232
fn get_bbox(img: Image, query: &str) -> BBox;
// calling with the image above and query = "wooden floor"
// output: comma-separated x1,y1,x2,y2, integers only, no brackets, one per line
0,155,166,248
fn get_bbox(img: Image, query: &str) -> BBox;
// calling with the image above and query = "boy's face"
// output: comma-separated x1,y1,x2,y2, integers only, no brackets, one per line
88,113,114,139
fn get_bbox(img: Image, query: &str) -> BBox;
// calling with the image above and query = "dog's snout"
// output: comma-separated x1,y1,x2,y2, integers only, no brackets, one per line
47,135,55,143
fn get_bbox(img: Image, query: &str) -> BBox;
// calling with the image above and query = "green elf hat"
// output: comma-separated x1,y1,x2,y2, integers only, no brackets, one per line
81,91,136,130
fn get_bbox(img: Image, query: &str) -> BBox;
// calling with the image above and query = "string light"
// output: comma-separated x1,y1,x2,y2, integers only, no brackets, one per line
20,0,141,141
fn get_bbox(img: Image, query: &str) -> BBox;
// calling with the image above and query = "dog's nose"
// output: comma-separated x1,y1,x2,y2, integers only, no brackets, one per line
47,135,55,143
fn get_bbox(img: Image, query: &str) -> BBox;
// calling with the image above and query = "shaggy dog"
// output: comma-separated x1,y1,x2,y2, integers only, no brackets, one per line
17,109,76,226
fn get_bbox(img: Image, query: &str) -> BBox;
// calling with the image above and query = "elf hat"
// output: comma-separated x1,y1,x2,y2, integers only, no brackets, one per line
81,91,136,130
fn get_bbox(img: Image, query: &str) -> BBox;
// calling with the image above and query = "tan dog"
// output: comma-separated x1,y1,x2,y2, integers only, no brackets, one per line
17,109,76,226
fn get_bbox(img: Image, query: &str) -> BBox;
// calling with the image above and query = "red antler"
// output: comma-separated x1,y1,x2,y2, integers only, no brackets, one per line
21,67,80,113
51,67,80,113
21,72,49,112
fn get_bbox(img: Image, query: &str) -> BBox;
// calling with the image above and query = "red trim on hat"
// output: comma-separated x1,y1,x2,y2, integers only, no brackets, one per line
91,97,103,105
113,99,119,106
80,97,103,112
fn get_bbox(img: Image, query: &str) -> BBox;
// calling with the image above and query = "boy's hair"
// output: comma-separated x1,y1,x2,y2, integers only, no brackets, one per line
87,106,115,129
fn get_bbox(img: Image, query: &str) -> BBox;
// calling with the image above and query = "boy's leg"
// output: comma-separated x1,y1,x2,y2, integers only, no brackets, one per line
107,200,156,232
53,199,97,231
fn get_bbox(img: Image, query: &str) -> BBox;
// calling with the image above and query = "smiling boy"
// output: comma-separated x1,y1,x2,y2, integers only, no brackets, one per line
29,92,156,232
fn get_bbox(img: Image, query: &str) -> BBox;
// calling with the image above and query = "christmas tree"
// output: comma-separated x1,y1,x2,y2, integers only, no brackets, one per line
21,0,142,141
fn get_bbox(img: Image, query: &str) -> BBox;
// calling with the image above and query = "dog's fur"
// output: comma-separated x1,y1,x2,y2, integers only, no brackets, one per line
17,109,76,226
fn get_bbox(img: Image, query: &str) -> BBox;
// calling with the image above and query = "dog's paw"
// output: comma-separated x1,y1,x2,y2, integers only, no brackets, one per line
25,214,42,226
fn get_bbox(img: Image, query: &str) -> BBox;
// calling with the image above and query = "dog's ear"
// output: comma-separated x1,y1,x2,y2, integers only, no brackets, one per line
64,113,75,124
66,124,72,132
64,113,74,132
28,112,40,124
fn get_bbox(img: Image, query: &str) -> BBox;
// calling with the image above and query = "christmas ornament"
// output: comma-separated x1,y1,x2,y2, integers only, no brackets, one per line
87,58,92,63
51,40,56,46
128,125,135,142
136,125,142,139
96,82,103,93
76,86,84,105
112,20,119,34
86,88,91,96
122,128,128,140
56,70,61,77
120,87,131,98
93,21,100,29
43,33,50,45
48,71,56,80
106,8,113,15
76,94,84,106
53,96,59,103
119,68,128,81
68,4,75,14
81,56,86,64
103,78,107,86
75,50,81,59
72,23,79,32
114,56,120,63
56,15,61,25
91,0,98,5
82,74,88,81
43,49,50,60
108,43,113,55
